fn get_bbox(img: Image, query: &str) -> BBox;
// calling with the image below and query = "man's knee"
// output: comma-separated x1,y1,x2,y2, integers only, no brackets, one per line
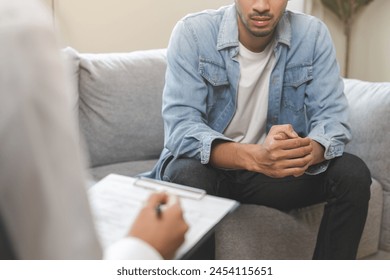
329,153,371,203
162,158,219,194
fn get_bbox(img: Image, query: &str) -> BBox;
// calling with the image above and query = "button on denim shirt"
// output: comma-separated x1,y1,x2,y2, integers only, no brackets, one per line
148,4,351,179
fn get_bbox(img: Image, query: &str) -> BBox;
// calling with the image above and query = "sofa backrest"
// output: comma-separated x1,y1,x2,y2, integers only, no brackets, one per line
64,48,167,168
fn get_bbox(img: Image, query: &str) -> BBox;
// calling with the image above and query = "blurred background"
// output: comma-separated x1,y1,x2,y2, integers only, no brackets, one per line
41,0,389,82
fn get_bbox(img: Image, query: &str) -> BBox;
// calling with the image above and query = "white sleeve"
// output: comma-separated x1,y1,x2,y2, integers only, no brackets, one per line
0,0,164,261
104,237,163,260
0,0,102,259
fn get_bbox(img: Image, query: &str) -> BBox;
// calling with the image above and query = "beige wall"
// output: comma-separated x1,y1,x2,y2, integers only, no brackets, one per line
44,0,301,53
310,0,390,82
42,0,389,82
46,0,233,53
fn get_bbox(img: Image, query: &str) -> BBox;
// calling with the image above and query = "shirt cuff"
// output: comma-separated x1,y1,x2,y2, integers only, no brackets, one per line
103,237,163,260
305,160,330,175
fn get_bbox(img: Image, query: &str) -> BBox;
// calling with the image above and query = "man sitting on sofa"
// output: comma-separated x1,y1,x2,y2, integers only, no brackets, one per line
0,0,188,260
148,0,372,259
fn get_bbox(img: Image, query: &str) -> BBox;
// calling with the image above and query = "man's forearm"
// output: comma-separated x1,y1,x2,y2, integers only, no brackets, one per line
210,141,250,170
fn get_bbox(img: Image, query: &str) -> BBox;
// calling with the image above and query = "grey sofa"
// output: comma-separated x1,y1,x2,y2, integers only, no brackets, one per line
65,47,390,260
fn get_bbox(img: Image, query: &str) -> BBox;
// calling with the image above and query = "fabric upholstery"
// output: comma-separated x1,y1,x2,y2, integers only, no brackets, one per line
90,159,157,181
344,79,390,252
77,50,166,167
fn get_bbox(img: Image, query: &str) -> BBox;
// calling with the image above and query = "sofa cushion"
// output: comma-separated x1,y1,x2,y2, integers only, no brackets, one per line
77,49,167,168
216,204,319,259
90,159,158,181
343,78,390,252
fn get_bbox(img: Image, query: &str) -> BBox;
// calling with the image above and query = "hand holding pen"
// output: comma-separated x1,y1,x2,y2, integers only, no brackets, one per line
129,192,189,259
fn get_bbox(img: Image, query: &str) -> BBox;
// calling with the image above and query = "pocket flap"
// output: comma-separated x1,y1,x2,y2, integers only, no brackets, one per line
199,58,229,86
284,65,313,88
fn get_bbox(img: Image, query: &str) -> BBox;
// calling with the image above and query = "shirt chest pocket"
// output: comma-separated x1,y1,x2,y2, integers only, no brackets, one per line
199,59,231,114
199,59,229,87
282,65,313,113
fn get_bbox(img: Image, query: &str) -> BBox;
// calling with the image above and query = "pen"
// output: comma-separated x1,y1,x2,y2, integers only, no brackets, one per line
155,203,162,218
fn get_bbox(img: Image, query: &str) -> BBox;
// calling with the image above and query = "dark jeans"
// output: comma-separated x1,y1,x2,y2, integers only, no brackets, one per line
162,153,371,260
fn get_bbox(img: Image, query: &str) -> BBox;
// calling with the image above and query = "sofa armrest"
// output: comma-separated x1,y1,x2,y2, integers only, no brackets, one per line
343,78,390,251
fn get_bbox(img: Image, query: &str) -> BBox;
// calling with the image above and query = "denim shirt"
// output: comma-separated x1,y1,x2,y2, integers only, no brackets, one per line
148,4,351,179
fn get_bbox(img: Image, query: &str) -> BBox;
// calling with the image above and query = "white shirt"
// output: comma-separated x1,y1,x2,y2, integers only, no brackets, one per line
224,41,275,144
0,0,161,260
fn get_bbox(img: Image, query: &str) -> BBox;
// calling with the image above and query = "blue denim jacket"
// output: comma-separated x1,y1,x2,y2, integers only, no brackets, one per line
148,4,351,179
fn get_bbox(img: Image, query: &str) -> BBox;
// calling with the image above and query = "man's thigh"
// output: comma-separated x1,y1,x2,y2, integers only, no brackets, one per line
229,152,370,211
228,170,327,211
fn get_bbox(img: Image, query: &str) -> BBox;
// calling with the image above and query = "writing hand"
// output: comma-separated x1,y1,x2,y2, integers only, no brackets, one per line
128,192,189,259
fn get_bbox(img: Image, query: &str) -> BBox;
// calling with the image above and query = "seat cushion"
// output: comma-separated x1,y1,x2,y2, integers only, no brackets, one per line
89,159,158,181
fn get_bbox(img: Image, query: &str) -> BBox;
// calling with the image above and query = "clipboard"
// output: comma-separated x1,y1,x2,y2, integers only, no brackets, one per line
88,174,239,259
134,176,206,200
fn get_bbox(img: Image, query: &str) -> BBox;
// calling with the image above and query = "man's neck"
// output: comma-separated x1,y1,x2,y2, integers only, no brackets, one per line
239,31,275,53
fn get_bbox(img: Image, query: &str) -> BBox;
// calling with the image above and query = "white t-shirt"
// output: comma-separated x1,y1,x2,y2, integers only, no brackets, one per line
224,41,276,144
0,0,161,260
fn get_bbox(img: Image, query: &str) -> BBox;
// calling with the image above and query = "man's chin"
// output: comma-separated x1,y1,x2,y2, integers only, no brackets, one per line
250,29,273,38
